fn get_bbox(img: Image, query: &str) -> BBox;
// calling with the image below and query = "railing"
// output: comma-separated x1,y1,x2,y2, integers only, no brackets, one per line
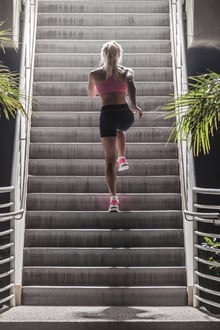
185,187,220,311
170,0,220,310
169,0,195,304
10,0,38,305
0,187,23,307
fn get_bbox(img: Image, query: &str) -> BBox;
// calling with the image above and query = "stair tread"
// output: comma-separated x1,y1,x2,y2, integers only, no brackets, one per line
23,265,185,272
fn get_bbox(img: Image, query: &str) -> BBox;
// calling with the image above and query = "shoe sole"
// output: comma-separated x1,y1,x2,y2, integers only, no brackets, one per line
118,164,129,172
108,206,120,212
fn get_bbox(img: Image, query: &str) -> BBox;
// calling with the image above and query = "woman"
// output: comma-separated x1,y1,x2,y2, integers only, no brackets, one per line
88,40,143,212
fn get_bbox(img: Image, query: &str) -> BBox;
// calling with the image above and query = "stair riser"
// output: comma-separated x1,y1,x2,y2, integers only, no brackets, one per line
22,287,187,306
23,248,185,266
36,27,170,40
28,159,179,176
22,268,186,286
32,96,171,112
25,210,183,229
34,53,172,68
30,127,172,143
37,13,170,27
28,177,180,194
33,82,173,97
34,68,173,82
31,113,173,128
25,230,183,247
29,144,178,160
35,40,171,54
38,2,169,14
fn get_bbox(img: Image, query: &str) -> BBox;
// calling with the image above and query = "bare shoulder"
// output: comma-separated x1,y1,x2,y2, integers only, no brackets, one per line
123,66,135,82
89,67,105,79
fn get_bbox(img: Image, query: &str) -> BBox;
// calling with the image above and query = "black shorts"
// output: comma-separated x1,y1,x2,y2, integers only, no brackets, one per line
99,104,134,137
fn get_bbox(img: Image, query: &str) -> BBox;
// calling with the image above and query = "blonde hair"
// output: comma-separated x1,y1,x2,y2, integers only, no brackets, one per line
101,41,123,78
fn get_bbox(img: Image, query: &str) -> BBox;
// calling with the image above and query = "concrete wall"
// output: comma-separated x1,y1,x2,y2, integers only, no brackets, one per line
0,0,21,190
0,0,21,47
0,0,13,29
193,0,220,42
185,0,220,190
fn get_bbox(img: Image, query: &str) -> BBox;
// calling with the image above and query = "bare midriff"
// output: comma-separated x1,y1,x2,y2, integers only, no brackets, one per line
100,92,127,106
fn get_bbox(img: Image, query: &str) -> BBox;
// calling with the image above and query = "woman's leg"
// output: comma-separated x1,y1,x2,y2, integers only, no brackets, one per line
101,136,117,196
116,130,126,157
116,130,129,171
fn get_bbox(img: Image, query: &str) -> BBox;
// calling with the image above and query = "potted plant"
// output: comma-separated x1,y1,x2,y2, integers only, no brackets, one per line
164,71,220,156
0,21,26,119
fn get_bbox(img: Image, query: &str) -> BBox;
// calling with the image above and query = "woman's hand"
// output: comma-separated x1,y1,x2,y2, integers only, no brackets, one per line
133,105,143,119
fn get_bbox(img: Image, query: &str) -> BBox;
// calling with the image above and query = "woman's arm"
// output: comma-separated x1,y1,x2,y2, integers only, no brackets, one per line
126,69,143,118
87,72,98,97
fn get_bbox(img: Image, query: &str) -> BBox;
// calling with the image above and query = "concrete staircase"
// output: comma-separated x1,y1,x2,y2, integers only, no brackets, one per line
23,0,187,305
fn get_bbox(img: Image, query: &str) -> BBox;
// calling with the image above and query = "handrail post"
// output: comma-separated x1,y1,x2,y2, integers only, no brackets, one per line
9,188,16,307
10,0,38,306
192,188,199,307
169,0,195,305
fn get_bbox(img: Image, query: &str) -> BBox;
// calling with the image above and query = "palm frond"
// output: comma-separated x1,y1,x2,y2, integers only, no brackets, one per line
0,67,27,119
163,72,220,156
0,21,16,53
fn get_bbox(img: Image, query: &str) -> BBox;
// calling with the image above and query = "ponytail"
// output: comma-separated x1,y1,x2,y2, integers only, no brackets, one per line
101,41,123,78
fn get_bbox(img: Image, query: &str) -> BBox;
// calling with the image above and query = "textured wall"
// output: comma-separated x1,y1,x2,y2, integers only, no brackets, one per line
0,0,13,31
0,0,20,189
186,0,220,190
193,0,220,41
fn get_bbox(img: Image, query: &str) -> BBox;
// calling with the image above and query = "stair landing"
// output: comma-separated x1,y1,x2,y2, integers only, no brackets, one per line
0,306,219,330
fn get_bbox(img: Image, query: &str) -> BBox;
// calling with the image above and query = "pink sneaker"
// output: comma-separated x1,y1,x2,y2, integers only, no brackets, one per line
118,156,129,172
108,197,119,212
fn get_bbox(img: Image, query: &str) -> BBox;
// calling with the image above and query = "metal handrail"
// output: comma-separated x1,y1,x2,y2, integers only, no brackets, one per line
184,187,220,311
0,187,23,307
169,0,195,304
12,0,38,212
9,0,38,306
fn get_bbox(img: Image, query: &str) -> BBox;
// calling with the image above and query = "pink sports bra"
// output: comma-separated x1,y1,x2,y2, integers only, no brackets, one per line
96,76,127,96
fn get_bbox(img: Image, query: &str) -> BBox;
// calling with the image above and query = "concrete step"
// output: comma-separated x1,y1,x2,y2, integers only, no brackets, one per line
25,210,183,229
33,81,173,97
1,306,219,330
37,13,170,27
28,159,179,176
34,53,172,68
31,112,173,127
27,176,180,194
35,39,171,53
29,143,178,160
34,67,173,82
36,26,170,40
38,1,169,14
30,127,172,143
32,96,171,112
23,246,185,266
22,266,186,286
21,286,187,306
26,193,181,211
24,228,183,247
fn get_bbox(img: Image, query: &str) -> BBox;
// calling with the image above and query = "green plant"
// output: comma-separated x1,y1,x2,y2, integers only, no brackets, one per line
202,236,220,276
0,21,15,53
164,71,220,156
0,21,26,119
